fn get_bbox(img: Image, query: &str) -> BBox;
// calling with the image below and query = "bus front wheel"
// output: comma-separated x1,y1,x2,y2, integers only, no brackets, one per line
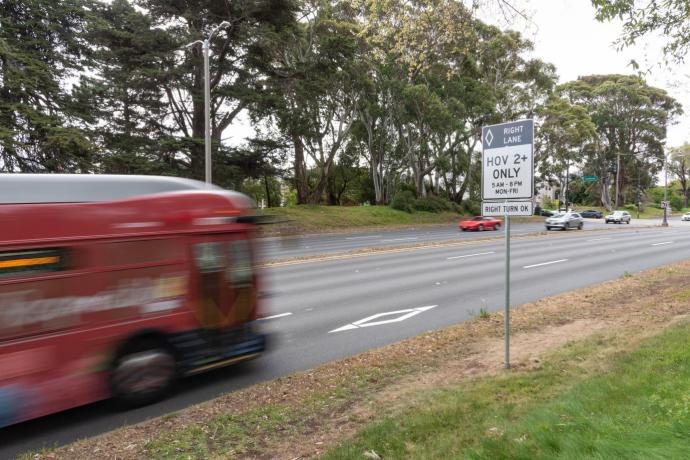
110,338,176,407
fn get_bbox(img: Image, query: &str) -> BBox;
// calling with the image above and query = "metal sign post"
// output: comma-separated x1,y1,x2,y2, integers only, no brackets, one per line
504,206,510,369
481,119,534,370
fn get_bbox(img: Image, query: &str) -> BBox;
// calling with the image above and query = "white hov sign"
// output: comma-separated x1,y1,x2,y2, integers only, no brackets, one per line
482,201,533,217
482,120,534,201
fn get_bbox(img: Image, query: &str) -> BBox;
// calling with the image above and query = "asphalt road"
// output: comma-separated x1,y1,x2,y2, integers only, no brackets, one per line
2,218,689,458
258,216,661,260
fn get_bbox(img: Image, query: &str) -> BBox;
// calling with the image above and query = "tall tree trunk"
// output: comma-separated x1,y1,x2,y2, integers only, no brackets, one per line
308,160,334,204
292,132,309,204
600,175,613,211
264,174,272,208
327,167,338,205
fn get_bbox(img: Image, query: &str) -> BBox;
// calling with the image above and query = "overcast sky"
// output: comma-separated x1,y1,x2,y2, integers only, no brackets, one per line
508,0,690,147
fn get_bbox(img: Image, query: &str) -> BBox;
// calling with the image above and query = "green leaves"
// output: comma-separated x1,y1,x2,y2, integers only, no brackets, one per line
0,0,95,172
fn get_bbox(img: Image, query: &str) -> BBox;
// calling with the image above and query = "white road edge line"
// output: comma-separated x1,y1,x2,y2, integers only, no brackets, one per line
260,312,293,320
446,251,495,260
523,259,568,269
345,235,382,240
651,241,674,246
380,237,419,242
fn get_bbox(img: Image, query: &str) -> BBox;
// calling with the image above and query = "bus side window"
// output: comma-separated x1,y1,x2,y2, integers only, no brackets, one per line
193,242,224,273
227,240,252,287
0,248,66,279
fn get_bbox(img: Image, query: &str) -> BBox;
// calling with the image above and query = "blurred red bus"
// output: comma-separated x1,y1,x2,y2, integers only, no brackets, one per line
0,175,267,428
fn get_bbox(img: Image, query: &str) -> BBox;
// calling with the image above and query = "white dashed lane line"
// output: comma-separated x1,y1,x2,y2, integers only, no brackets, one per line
651,241,674,246
523,259,568,269
446,251,496,260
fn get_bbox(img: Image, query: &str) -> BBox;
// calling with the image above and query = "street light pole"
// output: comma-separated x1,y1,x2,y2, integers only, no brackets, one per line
185,21,231,185
203,39,212,185
615,152,621,209
662,151,669,227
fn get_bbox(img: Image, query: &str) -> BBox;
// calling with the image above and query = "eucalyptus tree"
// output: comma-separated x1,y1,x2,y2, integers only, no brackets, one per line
254,0,366,204
559,75,682,210
591,1,690,62
668,143,690,208
536,97,597,206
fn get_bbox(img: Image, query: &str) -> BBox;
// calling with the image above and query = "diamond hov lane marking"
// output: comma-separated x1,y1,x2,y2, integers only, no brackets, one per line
329,305,438,333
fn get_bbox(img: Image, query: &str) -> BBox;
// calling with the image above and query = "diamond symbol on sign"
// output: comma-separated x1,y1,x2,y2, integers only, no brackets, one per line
485,129,494,147
329,305,437,333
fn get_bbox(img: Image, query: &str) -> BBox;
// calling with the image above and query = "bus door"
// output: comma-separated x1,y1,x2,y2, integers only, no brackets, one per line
191,235,256,332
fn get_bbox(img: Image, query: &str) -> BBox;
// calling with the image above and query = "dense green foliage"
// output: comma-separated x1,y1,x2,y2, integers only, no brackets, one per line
0,0,683,211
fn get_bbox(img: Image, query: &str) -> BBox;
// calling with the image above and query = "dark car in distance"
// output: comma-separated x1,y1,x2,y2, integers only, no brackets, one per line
579,209,603,218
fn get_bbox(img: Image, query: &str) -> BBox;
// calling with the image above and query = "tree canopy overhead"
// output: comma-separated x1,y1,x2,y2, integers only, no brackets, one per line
0,0,94,172
591,0,690,62
0,0,684,210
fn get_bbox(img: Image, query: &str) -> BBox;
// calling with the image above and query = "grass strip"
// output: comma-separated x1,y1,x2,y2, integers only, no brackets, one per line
258,205,543,236
323,321,690,459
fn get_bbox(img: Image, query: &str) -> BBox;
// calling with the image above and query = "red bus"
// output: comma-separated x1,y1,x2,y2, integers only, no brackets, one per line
0,174,267,428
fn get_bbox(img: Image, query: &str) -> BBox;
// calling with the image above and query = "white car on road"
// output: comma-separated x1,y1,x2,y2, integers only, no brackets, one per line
682,212,690,222
545,212,584,231
605,211,631,224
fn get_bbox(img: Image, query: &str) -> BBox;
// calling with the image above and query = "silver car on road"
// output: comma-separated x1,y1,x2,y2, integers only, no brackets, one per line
605,210,631,224
545,212,584,231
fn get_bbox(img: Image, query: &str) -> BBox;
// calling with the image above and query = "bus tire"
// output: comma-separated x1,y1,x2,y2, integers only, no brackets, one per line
110,337,176,408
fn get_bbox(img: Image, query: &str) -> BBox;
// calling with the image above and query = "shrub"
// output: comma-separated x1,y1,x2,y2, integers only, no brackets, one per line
461,200,481,216
413,195,451,213
390,191,416,213
670,195,684,212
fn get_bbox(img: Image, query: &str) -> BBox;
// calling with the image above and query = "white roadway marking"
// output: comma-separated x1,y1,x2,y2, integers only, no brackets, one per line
587,237,612,242
523,259,569,269
380,237,419,242
446,251,495,260
651,241,674,246
345,235,382,240
260,312,293,320
329,305,437,333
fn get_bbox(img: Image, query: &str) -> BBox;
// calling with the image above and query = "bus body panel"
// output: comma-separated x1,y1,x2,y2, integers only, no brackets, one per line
0,185,266,428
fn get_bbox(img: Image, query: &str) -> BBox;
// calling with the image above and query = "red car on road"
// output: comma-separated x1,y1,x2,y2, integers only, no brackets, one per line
459,216,502,231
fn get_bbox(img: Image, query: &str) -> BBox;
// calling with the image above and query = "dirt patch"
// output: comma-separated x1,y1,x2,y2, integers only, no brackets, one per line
29,260,690,460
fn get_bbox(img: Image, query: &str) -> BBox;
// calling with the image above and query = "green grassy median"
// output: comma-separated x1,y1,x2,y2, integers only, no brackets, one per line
324,322,690,459
258,205,461,234
258,205,543,236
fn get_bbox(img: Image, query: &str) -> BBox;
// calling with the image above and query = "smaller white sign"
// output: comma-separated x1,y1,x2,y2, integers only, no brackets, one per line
482,201,533,217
